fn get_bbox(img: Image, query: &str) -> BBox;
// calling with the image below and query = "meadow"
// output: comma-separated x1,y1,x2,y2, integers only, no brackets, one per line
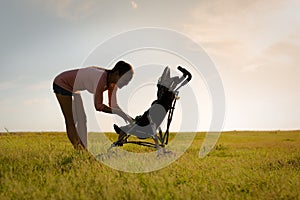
0,131,299,199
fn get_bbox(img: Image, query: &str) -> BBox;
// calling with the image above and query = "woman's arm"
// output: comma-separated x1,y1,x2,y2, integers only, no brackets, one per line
108,84,119,109
94,84,132,123
108,85,133,123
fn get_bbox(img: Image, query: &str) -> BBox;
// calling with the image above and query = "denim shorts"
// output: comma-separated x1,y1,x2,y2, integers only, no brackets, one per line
53,83,73,96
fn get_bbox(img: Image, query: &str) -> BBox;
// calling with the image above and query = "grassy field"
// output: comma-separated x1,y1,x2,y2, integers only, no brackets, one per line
0,131,299,199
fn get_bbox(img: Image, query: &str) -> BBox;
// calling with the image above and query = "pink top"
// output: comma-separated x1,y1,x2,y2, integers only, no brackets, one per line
54,67,118,111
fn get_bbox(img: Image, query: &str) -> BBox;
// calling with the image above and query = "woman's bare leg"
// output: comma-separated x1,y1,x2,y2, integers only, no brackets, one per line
55,93,84,150
72,93,87,148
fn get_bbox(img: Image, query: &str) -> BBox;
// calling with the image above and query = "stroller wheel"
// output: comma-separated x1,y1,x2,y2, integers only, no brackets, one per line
114,141,124,146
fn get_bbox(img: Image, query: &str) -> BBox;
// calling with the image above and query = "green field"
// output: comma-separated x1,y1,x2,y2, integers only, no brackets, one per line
0,131,299,199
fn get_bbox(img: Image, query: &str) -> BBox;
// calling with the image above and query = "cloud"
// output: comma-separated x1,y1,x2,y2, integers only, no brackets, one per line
131,1,138,9
23,98,51,105
0,76,27,91
0,80,18,91
27,80,52,90
28,0,97,21
0,78,52,91
183,0,300,71
264,42,300,63
242,63,265,72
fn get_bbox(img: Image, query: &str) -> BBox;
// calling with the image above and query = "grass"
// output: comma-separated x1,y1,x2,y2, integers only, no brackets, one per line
0,131,299,199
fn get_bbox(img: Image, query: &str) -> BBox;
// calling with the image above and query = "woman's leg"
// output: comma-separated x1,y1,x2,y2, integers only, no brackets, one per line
72,93,87,148
55,93,84,150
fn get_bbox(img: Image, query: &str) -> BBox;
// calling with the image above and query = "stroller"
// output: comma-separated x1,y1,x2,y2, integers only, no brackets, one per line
110,66,192,154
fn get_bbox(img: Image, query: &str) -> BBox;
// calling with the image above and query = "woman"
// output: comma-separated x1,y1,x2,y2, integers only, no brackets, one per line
53,60,134,150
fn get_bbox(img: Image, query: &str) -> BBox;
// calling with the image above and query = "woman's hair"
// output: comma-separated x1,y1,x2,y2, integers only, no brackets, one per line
111,61,133,76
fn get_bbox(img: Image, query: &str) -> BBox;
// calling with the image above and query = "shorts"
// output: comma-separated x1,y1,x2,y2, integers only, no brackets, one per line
53,83,73,96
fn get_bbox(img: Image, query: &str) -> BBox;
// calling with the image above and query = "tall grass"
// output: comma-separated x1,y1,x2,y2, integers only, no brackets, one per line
0,131,299,199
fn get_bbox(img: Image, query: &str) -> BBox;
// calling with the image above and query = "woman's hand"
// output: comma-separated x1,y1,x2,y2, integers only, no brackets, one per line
114,108,133,123
123,114,134,124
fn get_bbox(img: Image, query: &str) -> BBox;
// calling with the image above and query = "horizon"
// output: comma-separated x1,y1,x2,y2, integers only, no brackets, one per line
2,130,300,134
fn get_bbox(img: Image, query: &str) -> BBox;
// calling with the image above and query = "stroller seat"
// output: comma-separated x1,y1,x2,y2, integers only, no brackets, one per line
114,103,168,139
110,66,192,151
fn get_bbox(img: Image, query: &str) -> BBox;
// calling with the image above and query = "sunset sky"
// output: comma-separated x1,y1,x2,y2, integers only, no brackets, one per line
1,0,299,132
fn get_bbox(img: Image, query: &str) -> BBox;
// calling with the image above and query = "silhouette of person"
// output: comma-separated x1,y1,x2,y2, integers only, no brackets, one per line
53,61,134,150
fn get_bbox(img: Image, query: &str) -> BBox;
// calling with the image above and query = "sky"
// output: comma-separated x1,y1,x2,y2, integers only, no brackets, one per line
0,0,299,132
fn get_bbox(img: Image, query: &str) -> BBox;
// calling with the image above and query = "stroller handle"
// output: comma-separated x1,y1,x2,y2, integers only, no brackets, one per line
177,66,192,82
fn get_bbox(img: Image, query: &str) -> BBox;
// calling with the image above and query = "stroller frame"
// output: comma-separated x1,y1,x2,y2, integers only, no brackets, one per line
109,66,192,153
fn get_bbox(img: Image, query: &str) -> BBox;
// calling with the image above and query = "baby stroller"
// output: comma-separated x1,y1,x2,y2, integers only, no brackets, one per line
110,66,192,154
